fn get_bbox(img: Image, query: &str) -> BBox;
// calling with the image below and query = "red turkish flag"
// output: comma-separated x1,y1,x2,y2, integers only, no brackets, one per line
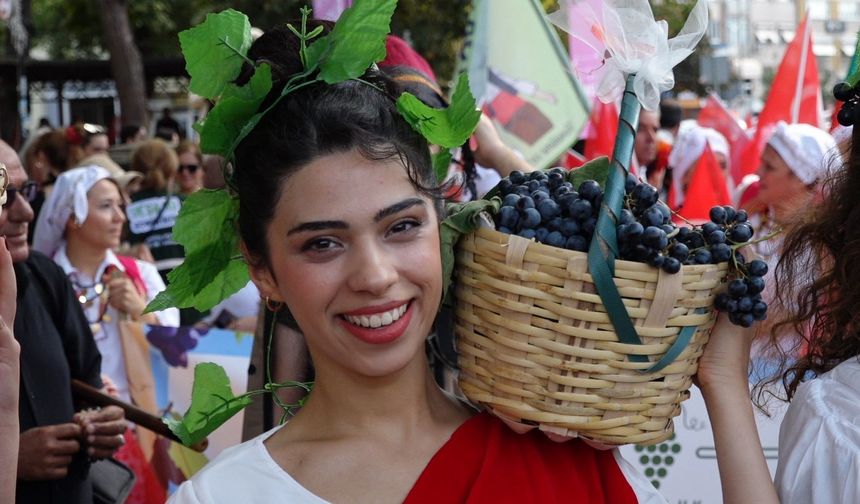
584,98,619,161
737,14,822,179
675,145,731,224
697,94,751,183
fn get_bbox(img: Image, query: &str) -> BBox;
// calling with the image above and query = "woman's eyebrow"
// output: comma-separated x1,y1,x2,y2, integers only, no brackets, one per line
374,197,425,222
287,220,348,236
286,198,426,236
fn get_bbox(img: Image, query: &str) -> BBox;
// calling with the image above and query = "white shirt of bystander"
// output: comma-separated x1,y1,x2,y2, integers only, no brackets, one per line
775,358,860,503
53,245,179,402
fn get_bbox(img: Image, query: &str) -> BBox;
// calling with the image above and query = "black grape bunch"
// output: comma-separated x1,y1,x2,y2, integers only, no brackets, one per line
492,169,767,327
834,81,860,127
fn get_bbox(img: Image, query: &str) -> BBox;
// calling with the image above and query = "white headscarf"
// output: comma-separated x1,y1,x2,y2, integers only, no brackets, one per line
33,165,112,258
667,122,731,207
766,121,838,185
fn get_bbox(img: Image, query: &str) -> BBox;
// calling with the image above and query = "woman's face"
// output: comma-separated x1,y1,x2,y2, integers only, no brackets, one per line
70,179,125,251
249,148,442,379
757,145,810,208
83,134,110,157
177,151,203,194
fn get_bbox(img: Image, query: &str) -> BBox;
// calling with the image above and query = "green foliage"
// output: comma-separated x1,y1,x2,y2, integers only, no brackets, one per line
24,0,471,88
388,0,471,85
165,363,253,446
195,64,273,156
568,156,610,189
146,189,248,313
396,73,481,148
179,9,252,99
439,197,502,305
314,0,397,83
30,0,195,59
432,150,453,183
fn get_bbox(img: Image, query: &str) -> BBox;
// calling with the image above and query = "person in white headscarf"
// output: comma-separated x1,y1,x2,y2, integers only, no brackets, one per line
32,165,179,403
749,122,839,362
665,121,732,209
757,122,838,227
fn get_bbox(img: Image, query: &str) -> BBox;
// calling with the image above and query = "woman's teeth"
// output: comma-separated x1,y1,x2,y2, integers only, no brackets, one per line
344,303,408,328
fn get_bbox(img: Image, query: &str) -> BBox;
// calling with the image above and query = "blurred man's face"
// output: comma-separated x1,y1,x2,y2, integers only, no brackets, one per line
0,143,34,263
635,110,660,166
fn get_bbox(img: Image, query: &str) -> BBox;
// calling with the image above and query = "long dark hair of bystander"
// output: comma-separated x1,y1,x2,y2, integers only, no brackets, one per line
767,126,860,400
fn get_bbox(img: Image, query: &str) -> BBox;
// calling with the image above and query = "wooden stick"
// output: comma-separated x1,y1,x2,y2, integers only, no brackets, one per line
72,379,184,444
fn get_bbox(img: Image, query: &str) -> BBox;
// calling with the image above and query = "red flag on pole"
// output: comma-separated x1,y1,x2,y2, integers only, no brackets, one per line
697,94,751,183
676,145,731,223
584,98,619,161
737,14,822,179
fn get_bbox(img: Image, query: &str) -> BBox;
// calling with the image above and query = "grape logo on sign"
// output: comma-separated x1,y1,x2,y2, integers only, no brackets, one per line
634,434,682,489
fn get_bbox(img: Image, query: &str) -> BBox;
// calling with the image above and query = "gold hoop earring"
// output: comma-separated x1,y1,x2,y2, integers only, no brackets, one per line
265,296,284,312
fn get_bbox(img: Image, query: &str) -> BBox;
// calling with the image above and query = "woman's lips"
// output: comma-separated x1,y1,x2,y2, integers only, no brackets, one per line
338,300,413,345
342,299,410,316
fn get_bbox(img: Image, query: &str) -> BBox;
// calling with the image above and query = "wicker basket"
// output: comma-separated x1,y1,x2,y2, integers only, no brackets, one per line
454,226,728,446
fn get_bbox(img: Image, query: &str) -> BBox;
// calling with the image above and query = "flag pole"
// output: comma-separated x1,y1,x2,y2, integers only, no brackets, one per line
791,12,811,124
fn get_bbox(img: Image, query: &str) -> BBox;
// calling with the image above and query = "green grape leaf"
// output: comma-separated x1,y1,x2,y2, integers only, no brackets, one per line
396,74,481,149
304,36,331,73
165,363,252,446
145,189,248,313
314,0,397,84
568,156,610,190
439,197,502,305
147,252,249,313
315,0,396,84
195,64,273,157
179,9,252,99
172,189,238,257
847,35,860,87
432,149,453,184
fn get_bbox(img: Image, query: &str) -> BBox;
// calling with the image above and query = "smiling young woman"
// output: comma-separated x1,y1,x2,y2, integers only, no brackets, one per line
166,20,663,504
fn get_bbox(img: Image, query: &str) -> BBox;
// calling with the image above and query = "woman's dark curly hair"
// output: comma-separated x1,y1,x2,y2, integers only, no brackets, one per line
232,21,445,271
760,128,860,402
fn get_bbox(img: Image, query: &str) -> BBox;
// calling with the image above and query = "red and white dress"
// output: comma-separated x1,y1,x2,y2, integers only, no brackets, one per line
169,412,665,503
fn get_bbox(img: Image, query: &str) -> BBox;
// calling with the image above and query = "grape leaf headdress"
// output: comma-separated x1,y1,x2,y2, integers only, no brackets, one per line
146,0,480,445
146,0,480,316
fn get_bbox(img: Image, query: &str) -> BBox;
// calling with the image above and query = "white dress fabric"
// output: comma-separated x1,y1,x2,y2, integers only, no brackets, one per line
775,358,860,503
53,245,180,402
168,424,666,504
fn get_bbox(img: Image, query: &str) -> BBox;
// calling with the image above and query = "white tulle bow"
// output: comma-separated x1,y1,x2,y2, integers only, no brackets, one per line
547,0,709,111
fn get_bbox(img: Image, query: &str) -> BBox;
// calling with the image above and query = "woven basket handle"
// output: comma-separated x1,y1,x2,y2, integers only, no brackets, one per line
585,75,694,373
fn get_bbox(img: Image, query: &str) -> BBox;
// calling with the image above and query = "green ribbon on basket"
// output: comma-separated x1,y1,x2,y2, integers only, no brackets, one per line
586,75,699,374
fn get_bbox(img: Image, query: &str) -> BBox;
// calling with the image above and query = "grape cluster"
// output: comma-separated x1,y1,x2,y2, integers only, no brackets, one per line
672,204,754,265
714,259,769,327
834,81,860,126
617,175,681,273
495,168,599,253
491,170,768,327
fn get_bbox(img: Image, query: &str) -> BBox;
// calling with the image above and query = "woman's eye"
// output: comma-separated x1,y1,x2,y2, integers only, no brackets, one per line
302,237,340,253
388,219,422,236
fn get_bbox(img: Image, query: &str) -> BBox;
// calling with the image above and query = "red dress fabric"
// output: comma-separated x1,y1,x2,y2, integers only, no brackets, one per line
404,412,639,504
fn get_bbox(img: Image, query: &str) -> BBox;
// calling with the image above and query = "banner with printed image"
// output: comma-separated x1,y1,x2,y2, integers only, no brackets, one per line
457,0,589,170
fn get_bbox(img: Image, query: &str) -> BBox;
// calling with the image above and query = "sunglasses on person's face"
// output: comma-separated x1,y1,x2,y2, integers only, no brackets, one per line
179,164,199,174
2,181,38,209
